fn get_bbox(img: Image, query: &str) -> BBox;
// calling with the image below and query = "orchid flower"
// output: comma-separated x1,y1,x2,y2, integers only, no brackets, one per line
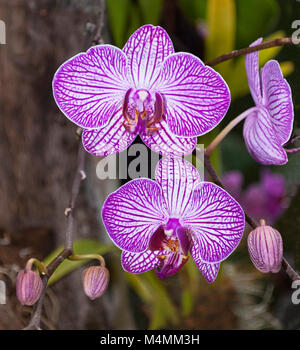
53,25,230,157
102,157,245,282
243,38,294,165
205,38,294,165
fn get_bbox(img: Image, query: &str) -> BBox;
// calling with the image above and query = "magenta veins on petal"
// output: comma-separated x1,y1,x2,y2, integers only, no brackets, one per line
52,24,231,157
102,157,245,282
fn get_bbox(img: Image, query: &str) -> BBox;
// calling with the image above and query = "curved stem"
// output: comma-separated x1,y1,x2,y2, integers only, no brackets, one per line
69,253,106,267
25,258,48,275
206,37,293,67
205,107,259,156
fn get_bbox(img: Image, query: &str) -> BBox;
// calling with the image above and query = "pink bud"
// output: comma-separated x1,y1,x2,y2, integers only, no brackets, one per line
247,220,283,273
82,266,109,300
16,270,43,305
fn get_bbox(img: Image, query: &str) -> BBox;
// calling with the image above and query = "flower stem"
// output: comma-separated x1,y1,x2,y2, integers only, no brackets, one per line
206,37,293,67
25,258,48,275
69,253,106,267
285,147,300,154
205,107,259,156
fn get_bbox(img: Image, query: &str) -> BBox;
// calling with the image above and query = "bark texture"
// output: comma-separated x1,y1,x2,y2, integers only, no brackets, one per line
0,0,134,330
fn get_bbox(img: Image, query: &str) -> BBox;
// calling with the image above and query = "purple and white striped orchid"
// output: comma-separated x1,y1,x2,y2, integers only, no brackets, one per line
102,157,245,282
52,25,230,157
243,38,294,165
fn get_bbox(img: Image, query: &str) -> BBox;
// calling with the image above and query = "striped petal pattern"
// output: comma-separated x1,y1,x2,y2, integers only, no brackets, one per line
121,250,166,274
243,108,287,165
102,179,168,253
82,108,136,157
157,53,230,137
141,119,197,156
261,60,293,144
123,25,174,90
182,182,245,263
247,224,283,273
245,38,263,105
155,157,202,217
53,45,130,129
190,237,220,283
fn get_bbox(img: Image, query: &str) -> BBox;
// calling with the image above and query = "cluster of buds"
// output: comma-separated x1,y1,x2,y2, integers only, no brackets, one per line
16,254,109,306
247,219,283,273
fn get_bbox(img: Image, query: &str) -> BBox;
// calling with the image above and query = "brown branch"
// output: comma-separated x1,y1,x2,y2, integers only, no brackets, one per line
203,154,300,282
206,37,293,67
23,1,106,330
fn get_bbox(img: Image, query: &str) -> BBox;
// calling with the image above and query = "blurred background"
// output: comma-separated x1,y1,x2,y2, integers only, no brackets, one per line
0,0,299,330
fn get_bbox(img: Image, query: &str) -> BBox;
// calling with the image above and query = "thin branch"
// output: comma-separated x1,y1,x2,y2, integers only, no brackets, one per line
206,37,293,67
23,1,106,330
203,153,300,282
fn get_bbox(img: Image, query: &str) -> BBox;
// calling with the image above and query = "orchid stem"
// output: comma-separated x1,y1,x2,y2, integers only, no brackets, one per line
69,253,106,267
285,147,300,154
25,258,48,276
205,107,259,156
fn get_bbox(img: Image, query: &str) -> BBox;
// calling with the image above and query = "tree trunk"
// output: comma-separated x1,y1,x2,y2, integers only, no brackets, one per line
0,0,134,330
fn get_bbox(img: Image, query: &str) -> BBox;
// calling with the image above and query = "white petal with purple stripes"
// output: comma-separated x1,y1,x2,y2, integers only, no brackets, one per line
123,25,174,90
245,38,263,105
141,119,197,156
157,52,230,137
190,237,220,283
82,108,136,157
102,178,168,253
243,108,287,165
155,157,202,217
261,60,294,144
182,182,245,263
121,250,167,274
53,45,130,129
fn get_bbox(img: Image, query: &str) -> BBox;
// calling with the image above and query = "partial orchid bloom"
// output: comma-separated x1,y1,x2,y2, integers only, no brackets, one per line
102,157,245,282
205,38,294,165
243,38,294,165
53,25,230,157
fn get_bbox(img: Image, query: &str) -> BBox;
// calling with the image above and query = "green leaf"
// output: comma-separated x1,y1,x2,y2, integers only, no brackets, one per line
205,0,236,76
106,0,131,47
137,0,163,25
44,239,117,286
126,271,179,330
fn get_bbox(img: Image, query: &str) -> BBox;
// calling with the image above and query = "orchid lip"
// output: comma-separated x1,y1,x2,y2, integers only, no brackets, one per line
148,220,191,278
122,88,164,135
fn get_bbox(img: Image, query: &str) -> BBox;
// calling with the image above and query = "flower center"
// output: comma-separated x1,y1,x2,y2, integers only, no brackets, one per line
122,88,163,135
148,219,191,278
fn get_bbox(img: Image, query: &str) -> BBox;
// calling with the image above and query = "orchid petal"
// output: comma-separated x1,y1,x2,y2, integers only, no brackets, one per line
102,178,168,253
123,25,174,89
243,108,287,165
190,236,220,283
245,38,263,105
155,157,201,217
82,107,136,157
182,182,245,263
121,250,167,274
141,119,197,156
261,60,294,144
157,53,230,137
155,157,202,217
53,45,130,129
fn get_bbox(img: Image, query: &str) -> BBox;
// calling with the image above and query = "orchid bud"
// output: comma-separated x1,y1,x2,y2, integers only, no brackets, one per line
16,270,43,306
247,219,283,273
82,266,109,300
